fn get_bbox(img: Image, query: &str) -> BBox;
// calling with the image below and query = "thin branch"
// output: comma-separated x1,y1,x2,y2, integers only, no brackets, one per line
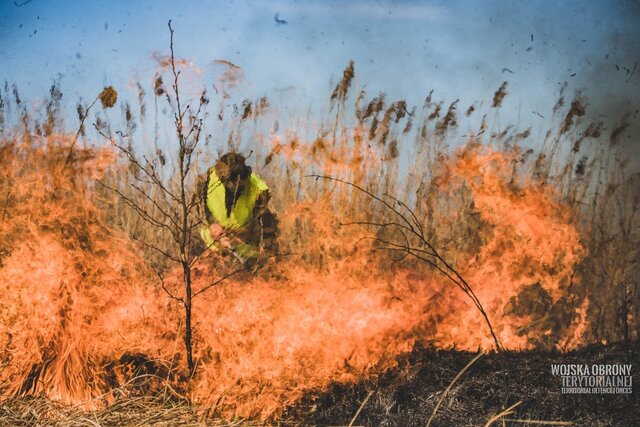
340,220,416,238
62,97,98,172
129,232,181,264
192,253,285,298
348,390,373,427
385,193,426,240
309,174,503,351
502,419,573,426
483,401,523,427
97,180,175,235
129,182,181,231
307,174,417,234
426,352,484,427
192,267,247,299
152,268,184,304
94,124,180,203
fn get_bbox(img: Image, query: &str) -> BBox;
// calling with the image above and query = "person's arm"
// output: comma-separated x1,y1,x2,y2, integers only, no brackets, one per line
255,191,277,233
248,190,277,250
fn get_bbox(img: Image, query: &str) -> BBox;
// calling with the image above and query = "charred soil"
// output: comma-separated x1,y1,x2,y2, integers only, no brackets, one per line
285,343,639,426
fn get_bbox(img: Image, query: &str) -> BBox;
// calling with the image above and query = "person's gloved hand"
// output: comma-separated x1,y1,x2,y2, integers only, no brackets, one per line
208,223,241,249
208,223,224,239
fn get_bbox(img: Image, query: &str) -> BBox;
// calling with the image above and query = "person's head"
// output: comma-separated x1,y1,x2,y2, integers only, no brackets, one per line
214,152,251,192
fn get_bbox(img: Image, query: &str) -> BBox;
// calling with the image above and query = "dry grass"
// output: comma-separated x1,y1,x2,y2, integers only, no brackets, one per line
48,59,637,353
0,396,274,426
0,56,638,424
288,343,638,426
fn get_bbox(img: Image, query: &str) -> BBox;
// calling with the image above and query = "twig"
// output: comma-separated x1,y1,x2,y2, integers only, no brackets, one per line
503,419,574,426
130,232,180,264
129,182,181,230
309,174,503,351
62,97,98,172
426,352,483,427
192,252,284,298
483,401,522,427
96,180,176,237
348,390,373,427
94,125,180,203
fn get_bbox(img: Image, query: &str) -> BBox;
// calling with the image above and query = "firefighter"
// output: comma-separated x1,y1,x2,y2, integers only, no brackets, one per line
199,152,277,263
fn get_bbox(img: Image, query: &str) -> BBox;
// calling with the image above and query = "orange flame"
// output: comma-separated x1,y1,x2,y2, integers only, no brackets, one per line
423,142,586,350
0,134,589,419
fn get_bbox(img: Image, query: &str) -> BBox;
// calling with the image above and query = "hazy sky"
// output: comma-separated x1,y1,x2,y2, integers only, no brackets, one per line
1,0,639,137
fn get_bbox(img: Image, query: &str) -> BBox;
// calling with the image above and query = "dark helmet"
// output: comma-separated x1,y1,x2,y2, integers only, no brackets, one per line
214,152,252,187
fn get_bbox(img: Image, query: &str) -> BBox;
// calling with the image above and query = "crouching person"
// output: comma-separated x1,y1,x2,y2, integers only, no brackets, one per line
199,152,277,266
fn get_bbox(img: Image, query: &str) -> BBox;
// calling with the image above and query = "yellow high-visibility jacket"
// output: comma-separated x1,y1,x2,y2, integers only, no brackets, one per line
200,169,268,257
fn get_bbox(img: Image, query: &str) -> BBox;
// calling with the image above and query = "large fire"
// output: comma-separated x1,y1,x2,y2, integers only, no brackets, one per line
0,119,591,418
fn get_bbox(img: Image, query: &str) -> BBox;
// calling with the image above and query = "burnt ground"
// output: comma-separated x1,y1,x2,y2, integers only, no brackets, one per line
284,343,639,427
0,345,637,426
